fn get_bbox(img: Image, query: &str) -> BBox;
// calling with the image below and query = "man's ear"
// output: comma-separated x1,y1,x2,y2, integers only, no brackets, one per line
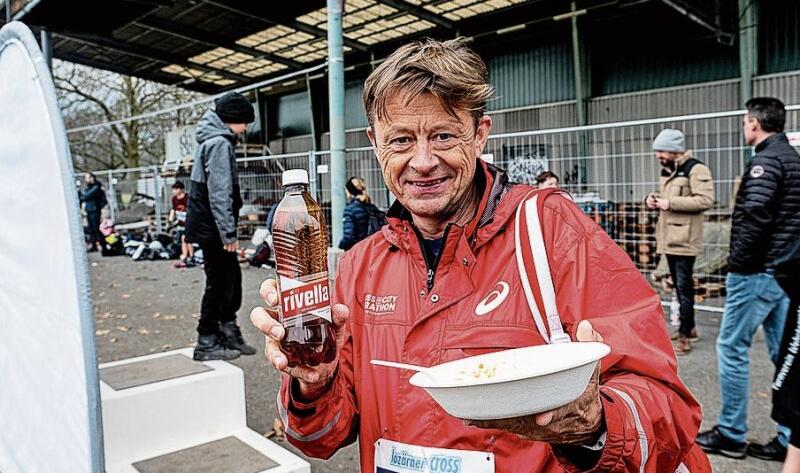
474,115,493,157
366,126,377,148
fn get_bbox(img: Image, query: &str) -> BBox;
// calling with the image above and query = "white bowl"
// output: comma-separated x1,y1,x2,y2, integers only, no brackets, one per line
409,342,610,420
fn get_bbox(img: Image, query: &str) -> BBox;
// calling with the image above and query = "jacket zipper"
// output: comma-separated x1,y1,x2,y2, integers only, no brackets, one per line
411,224,451,291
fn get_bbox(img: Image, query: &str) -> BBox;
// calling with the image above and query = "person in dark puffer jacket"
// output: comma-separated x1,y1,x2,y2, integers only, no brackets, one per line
338,176,375,251
698,97,800,462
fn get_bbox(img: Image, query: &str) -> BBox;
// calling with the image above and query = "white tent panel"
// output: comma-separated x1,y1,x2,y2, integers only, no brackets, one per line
0,22,103,472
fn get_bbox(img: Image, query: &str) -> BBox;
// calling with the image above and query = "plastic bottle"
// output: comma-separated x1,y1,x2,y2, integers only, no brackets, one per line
272,169,336,367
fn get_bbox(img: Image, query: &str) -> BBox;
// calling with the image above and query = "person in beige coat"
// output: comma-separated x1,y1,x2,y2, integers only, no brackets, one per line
647,128,715,355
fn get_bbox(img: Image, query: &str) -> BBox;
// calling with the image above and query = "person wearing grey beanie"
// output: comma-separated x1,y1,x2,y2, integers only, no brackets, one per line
646,128,714,355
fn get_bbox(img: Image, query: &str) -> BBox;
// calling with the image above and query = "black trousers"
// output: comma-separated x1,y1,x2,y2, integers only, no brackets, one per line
87,211,102,247
666,254,696,337
197,242,242,336
773,274,800,448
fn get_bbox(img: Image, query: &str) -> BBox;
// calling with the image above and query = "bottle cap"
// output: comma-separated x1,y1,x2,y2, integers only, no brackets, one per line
282,169,309,186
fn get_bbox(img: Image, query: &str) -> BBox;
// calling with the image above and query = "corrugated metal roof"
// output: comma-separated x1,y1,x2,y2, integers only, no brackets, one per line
487,40,574,110
345,80,369,130
760,1,800,74
277,91,312,136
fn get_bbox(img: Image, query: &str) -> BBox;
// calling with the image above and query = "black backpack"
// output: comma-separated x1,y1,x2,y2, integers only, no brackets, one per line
365,204,386,236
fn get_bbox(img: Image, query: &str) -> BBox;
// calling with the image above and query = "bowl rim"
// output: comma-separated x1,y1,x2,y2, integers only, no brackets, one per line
409,342,610,389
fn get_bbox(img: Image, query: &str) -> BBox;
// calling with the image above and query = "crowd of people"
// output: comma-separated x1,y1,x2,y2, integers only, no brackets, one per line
76,38,800,471
642,99,800,466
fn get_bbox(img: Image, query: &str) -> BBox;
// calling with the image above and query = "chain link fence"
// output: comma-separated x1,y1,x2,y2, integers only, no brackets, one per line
78,106,800,299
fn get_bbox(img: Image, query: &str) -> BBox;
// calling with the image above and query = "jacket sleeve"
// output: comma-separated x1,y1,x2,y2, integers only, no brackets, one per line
204,138,238,244
668,164,715,212
81,185,99,203
338,203,357,250
730,155,782,269
542,196,706,473
277,253,359,459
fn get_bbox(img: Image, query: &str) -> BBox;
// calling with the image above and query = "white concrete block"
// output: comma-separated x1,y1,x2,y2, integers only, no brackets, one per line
101,349,245,466
100,348,309,473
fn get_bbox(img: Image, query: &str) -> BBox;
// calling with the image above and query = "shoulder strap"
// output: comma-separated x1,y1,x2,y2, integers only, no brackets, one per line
676,158,701,177
514,189,571,344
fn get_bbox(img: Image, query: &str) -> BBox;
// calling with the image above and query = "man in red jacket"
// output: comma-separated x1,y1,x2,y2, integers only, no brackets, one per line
251,39,710,472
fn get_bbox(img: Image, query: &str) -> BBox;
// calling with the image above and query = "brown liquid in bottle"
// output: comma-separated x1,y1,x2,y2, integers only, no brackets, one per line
272,175,336,367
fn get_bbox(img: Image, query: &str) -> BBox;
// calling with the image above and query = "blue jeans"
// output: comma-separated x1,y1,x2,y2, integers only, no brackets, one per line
717,272,792,446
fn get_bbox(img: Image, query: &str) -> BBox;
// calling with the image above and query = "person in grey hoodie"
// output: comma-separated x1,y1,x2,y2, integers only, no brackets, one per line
186,92,256,361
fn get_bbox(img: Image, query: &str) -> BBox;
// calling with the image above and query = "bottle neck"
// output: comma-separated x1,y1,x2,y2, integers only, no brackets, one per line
284,183,308,194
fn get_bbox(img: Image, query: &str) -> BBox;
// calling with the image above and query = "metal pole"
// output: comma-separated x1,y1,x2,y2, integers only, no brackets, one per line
327,0,346,247
570,1,588,188
738,0,757,104
306,73,318,151
107,170,117,222
308,150,318,199
152,165,163,234
40,27,52,70
5,0,11,23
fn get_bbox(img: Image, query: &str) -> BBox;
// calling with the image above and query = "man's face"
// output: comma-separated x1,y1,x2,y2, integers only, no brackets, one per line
85,174,94,184
229,123,248,134
742,114,759,146
367,92,491,221
655,151,679,167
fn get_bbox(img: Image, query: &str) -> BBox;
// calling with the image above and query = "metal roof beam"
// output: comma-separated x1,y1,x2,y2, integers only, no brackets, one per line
203,1,370,52
373,0,454,30
53,31,249,83
55,51,155,81
134,16,306,69
659,0,729,37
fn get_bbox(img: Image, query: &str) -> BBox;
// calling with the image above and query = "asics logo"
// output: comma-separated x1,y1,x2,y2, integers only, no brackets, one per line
475,282,510,316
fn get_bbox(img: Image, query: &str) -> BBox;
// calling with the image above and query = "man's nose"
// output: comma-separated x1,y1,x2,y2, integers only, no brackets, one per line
409,140,437,174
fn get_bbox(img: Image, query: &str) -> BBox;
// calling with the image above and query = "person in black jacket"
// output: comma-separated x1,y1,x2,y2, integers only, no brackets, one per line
80,173,107,252
338,176,379,251
185,92,256,361
698,97,800,461
772,239,800,471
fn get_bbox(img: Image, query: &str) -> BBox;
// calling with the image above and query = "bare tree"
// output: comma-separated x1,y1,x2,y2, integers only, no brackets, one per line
54,60,207,171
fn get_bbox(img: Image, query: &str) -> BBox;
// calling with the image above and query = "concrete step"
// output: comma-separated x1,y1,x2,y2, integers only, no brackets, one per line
100,348,308,473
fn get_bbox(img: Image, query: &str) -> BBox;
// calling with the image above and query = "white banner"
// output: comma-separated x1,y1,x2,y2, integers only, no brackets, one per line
0,22,104,472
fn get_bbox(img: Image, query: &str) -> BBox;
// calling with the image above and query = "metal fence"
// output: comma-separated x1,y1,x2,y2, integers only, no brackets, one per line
80,105,800,298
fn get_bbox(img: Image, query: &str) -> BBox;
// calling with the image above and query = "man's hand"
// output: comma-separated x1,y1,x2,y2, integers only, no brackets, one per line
463,321,605,445
654,198,670,211
223,241,239,252
250,278,350,402
645,193,658,209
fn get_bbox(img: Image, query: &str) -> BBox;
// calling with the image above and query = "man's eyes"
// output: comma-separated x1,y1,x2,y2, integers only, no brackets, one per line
390,136,412,145
387,133,457,146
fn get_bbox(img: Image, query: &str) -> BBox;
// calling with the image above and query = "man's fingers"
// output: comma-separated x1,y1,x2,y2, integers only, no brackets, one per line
332,303,350,328
535,410,555,427
576,320,604,343
265,340,288,371
250,306,284,340
259,279,280,307
288,365,323,384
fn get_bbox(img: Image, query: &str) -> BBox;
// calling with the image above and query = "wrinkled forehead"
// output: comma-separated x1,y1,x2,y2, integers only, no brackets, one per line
376,89,471,130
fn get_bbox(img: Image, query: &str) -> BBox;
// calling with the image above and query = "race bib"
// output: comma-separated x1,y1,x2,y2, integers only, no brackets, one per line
375,439,494,473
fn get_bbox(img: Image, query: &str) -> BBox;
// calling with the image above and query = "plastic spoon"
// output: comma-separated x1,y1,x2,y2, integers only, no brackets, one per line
370,359,437,379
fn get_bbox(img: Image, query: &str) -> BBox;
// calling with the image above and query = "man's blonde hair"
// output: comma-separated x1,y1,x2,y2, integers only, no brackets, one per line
363,38,494,128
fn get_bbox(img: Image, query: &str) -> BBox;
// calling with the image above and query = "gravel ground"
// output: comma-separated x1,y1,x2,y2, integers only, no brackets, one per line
89,253,783,472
